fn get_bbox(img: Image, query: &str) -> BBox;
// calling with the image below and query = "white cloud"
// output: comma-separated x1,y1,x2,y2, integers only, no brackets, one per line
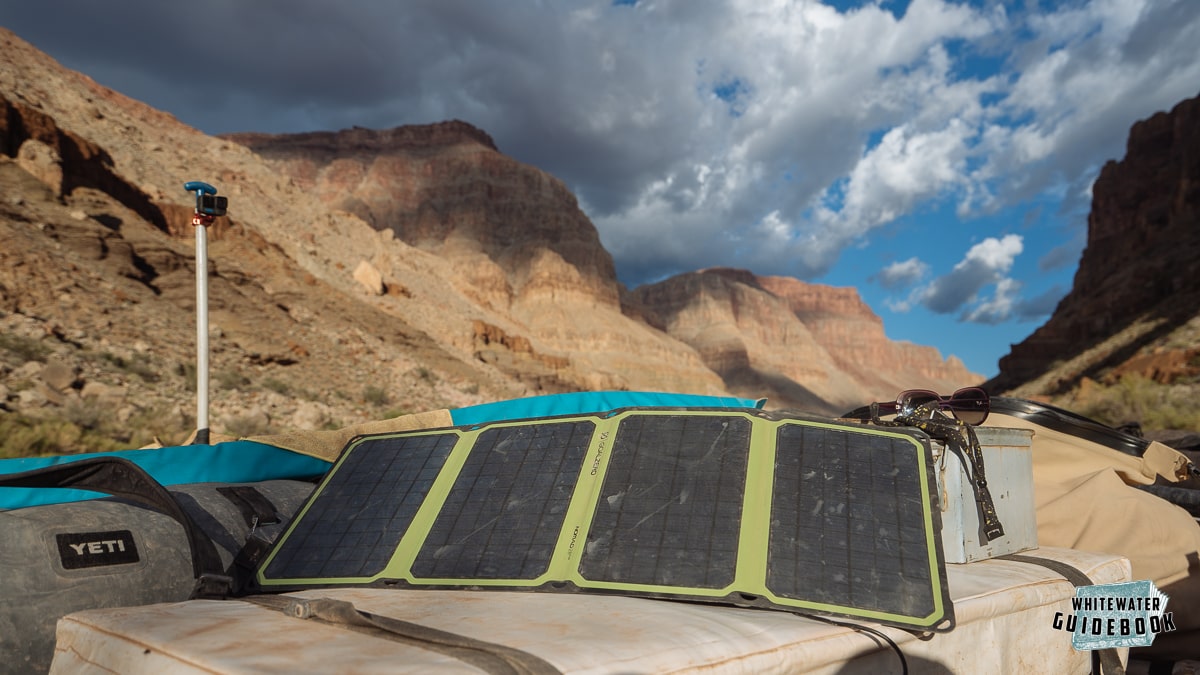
875,257,930,290
588,0,1011,280
965,234,1024,270
917,234,1023,315
820,118,974,239
972,0,1200,214
964,277,1022,324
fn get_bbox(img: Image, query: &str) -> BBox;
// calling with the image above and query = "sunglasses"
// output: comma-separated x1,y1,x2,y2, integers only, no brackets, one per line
873,387,990,426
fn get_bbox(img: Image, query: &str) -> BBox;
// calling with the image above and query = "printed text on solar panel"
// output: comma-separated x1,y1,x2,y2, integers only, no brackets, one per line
580,414,751,588
412,421,593,580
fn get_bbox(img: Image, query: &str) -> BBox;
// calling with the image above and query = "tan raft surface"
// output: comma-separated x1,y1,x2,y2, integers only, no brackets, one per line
50,546,1127,674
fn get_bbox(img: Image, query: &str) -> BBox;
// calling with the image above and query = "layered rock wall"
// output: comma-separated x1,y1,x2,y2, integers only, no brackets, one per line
225,124,620,310
990,93,1200,393
225,122,729,396
633,269,981,413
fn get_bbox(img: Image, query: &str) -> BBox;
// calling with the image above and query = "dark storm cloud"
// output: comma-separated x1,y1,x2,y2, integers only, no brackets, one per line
1038,234,1084,272
3,0,1199,293
1,0,695,217
3,1,413,115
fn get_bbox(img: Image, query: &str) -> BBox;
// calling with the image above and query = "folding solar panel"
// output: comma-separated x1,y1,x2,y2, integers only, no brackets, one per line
257,408,954,632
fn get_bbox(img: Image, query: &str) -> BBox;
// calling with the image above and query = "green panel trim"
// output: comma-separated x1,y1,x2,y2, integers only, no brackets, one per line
376,427,473,580
732,415,774,589
256,408,953,631
552,416,620,576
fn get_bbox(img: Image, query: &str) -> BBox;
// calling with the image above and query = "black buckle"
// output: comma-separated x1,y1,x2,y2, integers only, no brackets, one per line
191,573,234,600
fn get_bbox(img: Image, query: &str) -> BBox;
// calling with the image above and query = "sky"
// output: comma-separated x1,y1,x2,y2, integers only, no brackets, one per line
3,1,1199,378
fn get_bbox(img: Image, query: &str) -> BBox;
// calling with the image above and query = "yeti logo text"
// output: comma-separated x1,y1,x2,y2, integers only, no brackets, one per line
56,530,140,570
68,539,128,555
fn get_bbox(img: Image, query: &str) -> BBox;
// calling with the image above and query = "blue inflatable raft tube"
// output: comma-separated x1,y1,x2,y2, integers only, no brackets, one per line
449,390,764,426
0,391,763,510
0,441,330,510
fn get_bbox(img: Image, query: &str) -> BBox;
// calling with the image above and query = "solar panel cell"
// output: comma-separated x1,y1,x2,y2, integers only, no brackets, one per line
412,422,592,580
579,414,751,589
263,433,458,580
768,424,940,619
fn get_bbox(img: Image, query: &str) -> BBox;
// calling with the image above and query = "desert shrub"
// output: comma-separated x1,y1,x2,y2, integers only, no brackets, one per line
0,413,124,458
100,351,161,382
122,405,190,448
1074,374,1200,432
363,385,390,407
63,399,107,431
175,361,197,388
262,378,292,396
0,333,51,363
215,370,251,391
223,413,272,438
382,406,411,419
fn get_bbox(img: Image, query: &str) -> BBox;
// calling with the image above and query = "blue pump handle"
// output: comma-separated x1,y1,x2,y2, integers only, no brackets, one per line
183,181,217,195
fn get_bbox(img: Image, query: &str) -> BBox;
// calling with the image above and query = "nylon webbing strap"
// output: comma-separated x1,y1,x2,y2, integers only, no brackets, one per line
217,485,281,528
999,554,1126,675
245,595,561,675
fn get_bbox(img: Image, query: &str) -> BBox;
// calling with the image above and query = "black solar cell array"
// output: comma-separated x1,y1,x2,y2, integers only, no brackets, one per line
263,432,458,579
579,414,750,589
769,424,939,619
413,422,592,580
259,410,951,631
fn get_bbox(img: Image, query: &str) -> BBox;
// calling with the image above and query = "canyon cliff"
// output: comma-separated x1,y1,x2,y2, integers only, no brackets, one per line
0,27,983,448
223,125,980,415
631,268,977,413
988,93,1200,398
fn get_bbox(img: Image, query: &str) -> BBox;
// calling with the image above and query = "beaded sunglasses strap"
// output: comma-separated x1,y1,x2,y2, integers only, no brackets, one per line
891,403,1005,542
958,422,1004,541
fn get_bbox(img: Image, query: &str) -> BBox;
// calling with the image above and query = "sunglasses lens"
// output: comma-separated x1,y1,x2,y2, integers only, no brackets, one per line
947,388,989,425
898,390,939,416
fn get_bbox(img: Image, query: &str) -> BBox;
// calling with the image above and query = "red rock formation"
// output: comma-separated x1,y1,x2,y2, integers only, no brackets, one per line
633,268,981,413
227,121,982,412
758,275,977,386
990,93,1200,393
0,94,172,234
224,123,620,310
224,121,728,396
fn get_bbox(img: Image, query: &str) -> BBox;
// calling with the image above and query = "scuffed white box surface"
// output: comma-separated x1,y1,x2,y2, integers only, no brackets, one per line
935,426,1038,563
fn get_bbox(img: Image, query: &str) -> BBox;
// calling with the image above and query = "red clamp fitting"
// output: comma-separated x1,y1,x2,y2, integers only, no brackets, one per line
191,213,216,228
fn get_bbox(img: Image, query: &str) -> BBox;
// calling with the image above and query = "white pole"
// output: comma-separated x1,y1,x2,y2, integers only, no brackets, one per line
195,223,210,445
184,180,218,445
